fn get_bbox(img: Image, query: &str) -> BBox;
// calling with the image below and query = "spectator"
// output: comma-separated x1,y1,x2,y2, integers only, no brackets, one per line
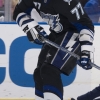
11,0,18,14
0,0,3,7
0,15,4,21
0,0,4,20
85,0,100,14
98,17,100,23
11,0,18,21
84,0,100,23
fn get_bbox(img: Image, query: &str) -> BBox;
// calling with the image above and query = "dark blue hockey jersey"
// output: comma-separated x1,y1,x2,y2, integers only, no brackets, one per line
13,0,94,34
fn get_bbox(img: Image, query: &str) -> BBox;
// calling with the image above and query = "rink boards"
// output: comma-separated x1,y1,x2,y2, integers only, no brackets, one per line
0,23,100,99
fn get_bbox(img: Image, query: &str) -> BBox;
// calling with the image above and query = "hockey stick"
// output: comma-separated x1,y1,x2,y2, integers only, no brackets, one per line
43,38,100,70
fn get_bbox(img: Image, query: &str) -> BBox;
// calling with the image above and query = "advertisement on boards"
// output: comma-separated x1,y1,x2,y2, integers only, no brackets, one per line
0,24,100,100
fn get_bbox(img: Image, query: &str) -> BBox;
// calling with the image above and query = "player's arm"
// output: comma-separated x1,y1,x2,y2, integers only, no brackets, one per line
53,0,94,69
13,0,47,45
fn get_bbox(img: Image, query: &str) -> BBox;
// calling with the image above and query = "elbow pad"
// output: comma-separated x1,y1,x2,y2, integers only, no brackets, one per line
79,29,94,44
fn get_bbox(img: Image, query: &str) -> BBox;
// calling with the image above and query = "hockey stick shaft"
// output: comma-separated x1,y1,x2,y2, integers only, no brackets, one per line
44,38,100,70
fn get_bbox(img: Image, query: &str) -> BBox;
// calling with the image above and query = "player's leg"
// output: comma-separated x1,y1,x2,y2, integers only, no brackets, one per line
34,31,81,100
34,32,65,100
76,85,100,100
34,67,44,100
40,31,80,100
33,32,59,100
40,62,63,100
33,44,51,100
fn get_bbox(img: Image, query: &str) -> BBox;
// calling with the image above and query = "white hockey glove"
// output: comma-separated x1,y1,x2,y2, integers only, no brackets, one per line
16,13,48,45
78,29,94,70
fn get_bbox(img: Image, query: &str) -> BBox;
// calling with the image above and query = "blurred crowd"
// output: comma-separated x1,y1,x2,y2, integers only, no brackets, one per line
0,0,100,23
0,0,18,21
0,0,4,16
0,0,4,8
83,0,100,23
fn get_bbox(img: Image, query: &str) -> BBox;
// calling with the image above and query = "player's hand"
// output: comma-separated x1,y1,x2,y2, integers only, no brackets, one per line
16,13,48,45
22,20,48,45
78,45,94,70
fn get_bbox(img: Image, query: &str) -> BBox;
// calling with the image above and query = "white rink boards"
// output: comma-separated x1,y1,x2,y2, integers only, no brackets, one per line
0,23,100,100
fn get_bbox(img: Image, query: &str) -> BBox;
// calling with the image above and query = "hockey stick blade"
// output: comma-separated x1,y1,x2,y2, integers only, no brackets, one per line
44,38,100,70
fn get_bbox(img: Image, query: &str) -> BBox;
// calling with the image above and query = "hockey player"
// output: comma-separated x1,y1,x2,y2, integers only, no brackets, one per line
13,0,94,100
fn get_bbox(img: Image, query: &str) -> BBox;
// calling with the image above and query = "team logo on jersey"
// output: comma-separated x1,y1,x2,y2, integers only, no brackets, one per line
46,53,51,58
62,33,79,60
40,12,63,33
63,0,72,5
